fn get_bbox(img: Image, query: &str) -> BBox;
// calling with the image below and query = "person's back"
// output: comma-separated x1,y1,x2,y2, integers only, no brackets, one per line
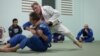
24,12,52,51
38,21,52,42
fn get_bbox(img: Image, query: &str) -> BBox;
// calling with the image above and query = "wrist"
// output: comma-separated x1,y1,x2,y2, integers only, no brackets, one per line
48,21,53,26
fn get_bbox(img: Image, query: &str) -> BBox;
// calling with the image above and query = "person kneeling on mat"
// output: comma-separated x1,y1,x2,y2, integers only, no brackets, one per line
52,33,65,43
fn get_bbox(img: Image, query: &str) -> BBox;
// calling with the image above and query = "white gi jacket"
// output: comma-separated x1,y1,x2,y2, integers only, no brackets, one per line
41,6,60,26
41,6,71,37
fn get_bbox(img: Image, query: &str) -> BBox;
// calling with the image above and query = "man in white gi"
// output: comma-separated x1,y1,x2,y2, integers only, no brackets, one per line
23,2,82,48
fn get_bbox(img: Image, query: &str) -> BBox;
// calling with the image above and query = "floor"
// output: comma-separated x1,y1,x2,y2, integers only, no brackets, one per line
0,41,100,56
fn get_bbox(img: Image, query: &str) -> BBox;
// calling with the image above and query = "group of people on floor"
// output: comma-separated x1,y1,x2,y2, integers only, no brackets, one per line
0,2,94,52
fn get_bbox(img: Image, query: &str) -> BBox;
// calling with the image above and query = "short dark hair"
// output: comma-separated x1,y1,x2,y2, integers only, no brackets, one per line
31,2,39,7
29,12,40,21
13,18,18,22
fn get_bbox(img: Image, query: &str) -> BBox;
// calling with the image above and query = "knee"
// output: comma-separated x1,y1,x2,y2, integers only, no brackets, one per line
30,35,39,40
62,31,71,36
15,34,26,40
85,37,95,42
76,37,79,40
91,37,95,42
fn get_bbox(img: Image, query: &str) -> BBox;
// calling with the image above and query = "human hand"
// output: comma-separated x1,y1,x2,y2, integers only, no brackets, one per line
85,29,88,33
29,29,36,35
45,20,53,26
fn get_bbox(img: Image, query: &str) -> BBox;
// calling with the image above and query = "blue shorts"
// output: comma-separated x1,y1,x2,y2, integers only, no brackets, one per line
8,34,49,52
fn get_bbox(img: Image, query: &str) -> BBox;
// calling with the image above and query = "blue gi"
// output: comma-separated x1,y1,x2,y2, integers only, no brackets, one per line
52,33,65,43
8,21,52,52
23,21,32,30
76,28,94,42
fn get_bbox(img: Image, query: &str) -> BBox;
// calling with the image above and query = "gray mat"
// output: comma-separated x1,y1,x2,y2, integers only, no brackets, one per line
0,41,100,56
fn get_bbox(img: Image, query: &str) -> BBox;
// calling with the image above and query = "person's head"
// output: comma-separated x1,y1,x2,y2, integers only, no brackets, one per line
29,12,40,25
31,2,41,15
12,18,18,26
84,24,89,29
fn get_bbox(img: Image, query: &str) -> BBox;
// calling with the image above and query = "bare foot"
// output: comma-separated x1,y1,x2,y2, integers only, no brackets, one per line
73,41,82,48
0,48,17,52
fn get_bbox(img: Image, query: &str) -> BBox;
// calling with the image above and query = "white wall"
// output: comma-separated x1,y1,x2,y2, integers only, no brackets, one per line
0,0,100,40
82,0,100,40
0,0,41,38
56,0,82,40
56,0,100,40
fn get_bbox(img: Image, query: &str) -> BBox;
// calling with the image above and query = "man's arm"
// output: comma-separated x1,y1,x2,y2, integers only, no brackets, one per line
88,28,93,37
8,27,13,37
76,29,83,40
18,26,22,34
23,21,32,30
37,29,48,41
44,6,60,26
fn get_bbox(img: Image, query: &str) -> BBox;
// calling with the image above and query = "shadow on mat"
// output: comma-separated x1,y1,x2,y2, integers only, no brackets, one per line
45,48,81,53
17,48,81,54
17,50,40,54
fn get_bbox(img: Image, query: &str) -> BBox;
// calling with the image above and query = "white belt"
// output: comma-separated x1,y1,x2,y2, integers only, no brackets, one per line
52,19,61,26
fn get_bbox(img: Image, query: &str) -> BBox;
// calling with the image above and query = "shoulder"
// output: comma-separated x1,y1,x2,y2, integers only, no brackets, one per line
80,28,84,31
39,21,48,29
17,25,21,28
9,25,13,29
43,6,53,10
89,28,93,31
43,5,52,8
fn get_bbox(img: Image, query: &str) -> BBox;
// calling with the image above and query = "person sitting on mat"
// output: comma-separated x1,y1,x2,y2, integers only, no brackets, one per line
0,12,52,52
76,24,94,42
8,18,22,38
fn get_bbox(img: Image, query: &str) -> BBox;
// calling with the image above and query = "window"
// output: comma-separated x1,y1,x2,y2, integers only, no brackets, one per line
42,0,55,9
61,0,73,15
22,0,36,13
